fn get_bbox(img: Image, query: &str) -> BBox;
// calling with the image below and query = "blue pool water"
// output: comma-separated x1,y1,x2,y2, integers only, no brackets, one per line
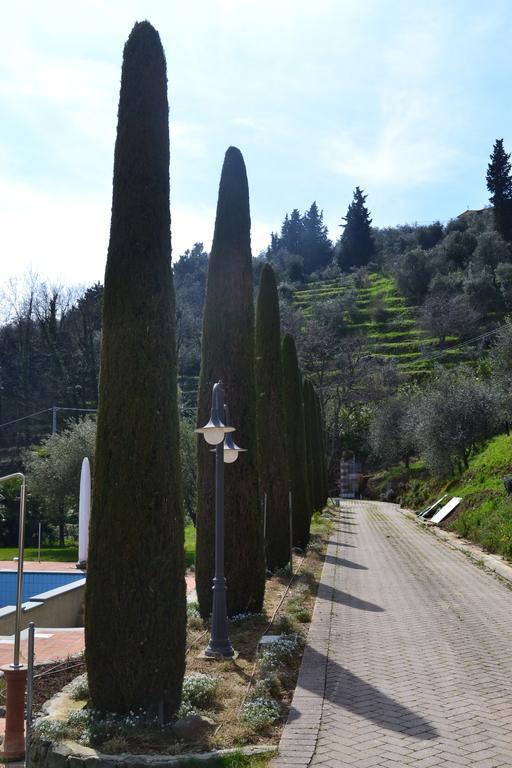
0,571,84,608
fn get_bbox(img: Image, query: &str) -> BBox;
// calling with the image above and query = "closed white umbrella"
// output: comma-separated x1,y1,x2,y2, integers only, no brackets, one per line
78,457,91,567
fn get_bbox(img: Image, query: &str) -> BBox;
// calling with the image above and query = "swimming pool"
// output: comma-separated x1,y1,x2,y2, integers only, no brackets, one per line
0,571,85,609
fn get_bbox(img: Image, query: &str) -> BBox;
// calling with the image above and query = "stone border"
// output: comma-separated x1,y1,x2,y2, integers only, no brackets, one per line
32,740,275,768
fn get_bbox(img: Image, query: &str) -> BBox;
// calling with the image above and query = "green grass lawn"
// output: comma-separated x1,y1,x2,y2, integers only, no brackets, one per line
0,522,198,566
184,521,196,567
0,546,78,562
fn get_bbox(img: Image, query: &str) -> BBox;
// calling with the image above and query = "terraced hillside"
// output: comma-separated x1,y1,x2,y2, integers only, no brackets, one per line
293,272,469,377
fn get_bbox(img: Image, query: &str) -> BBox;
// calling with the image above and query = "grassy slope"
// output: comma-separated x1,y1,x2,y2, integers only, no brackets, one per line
293,272,463,377
371,434,512,562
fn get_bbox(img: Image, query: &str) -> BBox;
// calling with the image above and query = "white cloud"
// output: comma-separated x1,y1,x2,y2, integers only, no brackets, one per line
321,86,458,189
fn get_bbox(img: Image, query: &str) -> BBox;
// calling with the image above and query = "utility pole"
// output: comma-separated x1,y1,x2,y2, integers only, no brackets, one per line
51,406,58,435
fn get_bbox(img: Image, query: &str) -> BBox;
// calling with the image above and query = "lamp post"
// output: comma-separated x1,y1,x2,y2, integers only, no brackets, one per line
196,381,245,658
0,472,28,760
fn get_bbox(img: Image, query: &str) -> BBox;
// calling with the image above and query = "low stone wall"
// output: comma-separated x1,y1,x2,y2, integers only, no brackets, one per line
32,739,274,768
0,579,85,634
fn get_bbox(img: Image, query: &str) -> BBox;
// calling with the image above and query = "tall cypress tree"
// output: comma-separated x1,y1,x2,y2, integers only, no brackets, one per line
282,334,311,550
314,389,329,506
487,139,512,243
256,263,290,570
337,187,375,270
85,22,185,719
310,385,327,509
303,378,315,517
196,147,265,618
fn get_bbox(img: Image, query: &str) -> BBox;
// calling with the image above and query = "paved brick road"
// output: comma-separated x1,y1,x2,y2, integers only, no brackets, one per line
272,501,512,768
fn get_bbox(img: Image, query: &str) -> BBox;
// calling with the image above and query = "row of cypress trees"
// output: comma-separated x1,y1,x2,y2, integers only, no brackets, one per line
195,146,329,619
86,20,328,719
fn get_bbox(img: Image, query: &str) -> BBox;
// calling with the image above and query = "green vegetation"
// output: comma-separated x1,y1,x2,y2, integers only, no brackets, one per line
292,272,459,378
337,186,375,270
282,334,311,549
86,22,185,719
0,546,78,562
196,147,265,618
255,263,290,571
372,433,512,562
184,522,196,568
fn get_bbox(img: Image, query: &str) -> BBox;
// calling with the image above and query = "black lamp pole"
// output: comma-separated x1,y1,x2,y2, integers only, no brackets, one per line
196,381,246,658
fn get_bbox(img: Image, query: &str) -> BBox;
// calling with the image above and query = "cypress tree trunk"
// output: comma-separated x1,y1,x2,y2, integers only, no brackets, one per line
85,22,185,719
196,147,265,618
282,334,311,550
255,263,290,571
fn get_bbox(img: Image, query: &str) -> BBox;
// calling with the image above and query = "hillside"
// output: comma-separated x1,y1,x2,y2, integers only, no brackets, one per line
292,272,470,378
369,432,512,562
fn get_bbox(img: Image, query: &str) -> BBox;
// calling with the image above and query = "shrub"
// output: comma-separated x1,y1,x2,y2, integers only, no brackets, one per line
240,698,280,729
181,673,218,711
187,603,203,630
34,709,170,747
252,674,282,699
259,635,300,674
69,675,89,701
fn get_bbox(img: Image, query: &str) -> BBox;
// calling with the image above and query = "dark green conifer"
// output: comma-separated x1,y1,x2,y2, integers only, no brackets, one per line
487,139,512,243
256,263,290,570
196,147,265,618
85,22,185,719
310,386,327,509
303,378,316,517
314,390,329,506
282,334,311,550
337,187,375,270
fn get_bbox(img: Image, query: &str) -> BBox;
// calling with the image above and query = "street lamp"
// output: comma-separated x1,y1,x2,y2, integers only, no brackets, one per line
196,381,245,658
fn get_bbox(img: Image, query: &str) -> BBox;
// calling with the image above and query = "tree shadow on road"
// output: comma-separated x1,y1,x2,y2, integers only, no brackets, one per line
324,554,368,570
315,580,384,612
288,645,439,740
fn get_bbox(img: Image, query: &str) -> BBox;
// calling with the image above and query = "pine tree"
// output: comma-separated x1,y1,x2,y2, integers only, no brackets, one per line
280,209,303,254
282,334,311,550
301,202,333,274
256,263,290,570
487,139,512,243
196,147,265,618
337,187,375,270
85,22,185,719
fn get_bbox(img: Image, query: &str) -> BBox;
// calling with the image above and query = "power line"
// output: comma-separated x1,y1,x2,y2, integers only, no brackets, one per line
0,408,52,429
420,326,501,363
0,406,97,431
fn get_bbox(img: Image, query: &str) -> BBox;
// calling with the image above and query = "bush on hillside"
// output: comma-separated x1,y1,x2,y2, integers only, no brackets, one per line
411,369,500,475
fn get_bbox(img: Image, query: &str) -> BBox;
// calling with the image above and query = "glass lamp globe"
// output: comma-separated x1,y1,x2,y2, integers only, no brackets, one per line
223,448,239,463
203,427,225,445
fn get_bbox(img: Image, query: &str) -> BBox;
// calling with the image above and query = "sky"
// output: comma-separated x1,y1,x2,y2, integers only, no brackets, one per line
1,0,512,287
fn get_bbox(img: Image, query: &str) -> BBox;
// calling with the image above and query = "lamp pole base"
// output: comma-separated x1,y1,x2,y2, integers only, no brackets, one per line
197,648,239,661
0,665,27,760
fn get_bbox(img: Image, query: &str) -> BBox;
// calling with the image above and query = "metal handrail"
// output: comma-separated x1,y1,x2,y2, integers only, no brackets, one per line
0,472,27,668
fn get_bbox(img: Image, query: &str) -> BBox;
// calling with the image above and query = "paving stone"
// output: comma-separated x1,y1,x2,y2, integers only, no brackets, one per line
271,501,512,767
